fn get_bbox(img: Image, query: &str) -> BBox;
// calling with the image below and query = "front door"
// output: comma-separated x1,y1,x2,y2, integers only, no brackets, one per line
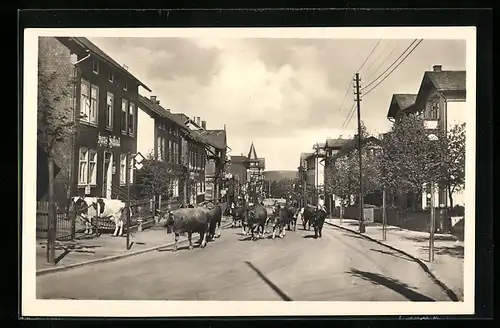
103,151,113,198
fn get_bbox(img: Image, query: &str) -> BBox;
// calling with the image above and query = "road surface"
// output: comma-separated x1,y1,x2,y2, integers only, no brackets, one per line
37,223,452,301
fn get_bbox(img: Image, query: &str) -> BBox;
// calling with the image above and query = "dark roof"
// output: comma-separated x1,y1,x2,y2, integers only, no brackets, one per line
387,94,417,119
325,138,350,149
68,37,151,92
333,136,381,159
230,155,247,164
426,71,466,91
138,95,189,131
247,142,258,160
203,130,226,150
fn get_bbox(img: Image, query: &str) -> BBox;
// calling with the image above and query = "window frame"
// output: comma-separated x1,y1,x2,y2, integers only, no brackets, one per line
78,147,98,186
121,98,129,133
108,70,114,83
120,154,127,186
89,85,99,125
128,101,136,136
106,92,114,129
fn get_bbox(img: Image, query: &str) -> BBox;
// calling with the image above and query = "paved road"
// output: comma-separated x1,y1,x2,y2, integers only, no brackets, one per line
37,223,452,301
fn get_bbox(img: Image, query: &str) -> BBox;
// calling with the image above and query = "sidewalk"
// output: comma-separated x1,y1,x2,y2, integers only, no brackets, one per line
37,216,232,272
326,217,464,301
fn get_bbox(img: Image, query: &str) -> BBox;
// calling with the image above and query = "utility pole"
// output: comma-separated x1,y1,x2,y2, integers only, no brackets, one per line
354,73,366,233
126,153,131,250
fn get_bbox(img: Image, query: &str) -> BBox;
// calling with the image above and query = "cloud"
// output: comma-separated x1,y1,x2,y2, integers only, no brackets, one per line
90,37,466,170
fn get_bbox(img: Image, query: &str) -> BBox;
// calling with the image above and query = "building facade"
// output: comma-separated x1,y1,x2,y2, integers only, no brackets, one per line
323,138,350,211
305,143,326,206
137,95,190,206
38,37,151,202
387,65,466,209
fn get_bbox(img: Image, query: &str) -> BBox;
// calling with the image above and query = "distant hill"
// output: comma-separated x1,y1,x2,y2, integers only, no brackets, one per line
263,170,297,182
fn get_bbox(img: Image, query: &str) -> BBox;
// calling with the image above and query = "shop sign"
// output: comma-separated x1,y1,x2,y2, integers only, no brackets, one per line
98,133,121,148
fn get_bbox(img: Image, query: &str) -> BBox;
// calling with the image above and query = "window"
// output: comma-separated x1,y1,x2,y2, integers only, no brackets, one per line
157,136,166,161
92,58,99,74
80,80,94,123
128,157,134,184
123,83,128,91
162,138,166,162
120,154,127,185
425,101,439,120
106,92,114,129
128,102,135,135
78,148,88,185
78,147,97,185
90,85,99,124
108,70,114,83
171,179,179,197
121,99,129,132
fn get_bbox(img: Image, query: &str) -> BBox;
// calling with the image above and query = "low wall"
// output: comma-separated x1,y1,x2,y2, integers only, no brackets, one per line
343,206,452,233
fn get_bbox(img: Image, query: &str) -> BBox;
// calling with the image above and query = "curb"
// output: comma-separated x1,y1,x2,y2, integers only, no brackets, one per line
325,221,461,302
36,221,233,277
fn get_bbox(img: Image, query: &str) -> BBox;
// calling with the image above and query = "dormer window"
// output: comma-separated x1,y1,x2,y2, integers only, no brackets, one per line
92,57,99,74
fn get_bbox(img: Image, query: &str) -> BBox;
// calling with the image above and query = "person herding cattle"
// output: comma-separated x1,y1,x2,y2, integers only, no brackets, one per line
159,207,211,251
72,196,126,237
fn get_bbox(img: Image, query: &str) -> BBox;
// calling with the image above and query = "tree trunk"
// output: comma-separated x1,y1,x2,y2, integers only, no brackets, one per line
47,156,56,264
448,185,454,208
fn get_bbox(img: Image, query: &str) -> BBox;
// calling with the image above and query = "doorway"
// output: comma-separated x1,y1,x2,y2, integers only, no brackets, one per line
103,151,113,198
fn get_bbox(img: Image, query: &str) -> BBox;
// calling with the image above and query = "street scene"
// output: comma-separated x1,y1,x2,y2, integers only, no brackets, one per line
33,33,467,305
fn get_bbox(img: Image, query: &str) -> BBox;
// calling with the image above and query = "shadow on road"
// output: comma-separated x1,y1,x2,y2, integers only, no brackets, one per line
157,243,203,252
404,235,458,243
347,268,436,302
42,243,102,265
303,235,317,239
369,248,413,262
244,261,293,301
419,245,464,259
341,233,366,241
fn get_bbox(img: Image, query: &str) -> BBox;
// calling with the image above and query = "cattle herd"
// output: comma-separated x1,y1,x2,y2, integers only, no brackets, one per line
71,196,329,252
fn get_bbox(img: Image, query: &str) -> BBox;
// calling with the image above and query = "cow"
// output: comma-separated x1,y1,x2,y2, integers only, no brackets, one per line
302,205,316,231
206,202,222,241
284,204,297,231
231,205,247,233
271,206,289,239
244,205,267,241
159,207,210,251
311,205,329,238
72,196,126,236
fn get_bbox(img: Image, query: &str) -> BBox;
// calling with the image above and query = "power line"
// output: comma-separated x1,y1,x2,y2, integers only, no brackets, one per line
341,102,356,129
362,39,418,91
336,80,353,112
363,39,424,97
356,39,381,73
363,40,396,81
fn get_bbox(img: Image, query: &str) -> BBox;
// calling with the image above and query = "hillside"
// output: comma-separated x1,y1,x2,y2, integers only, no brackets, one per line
263,170,297,182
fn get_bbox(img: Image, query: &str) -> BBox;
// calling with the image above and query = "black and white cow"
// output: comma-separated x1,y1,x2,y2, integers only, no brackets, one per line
71,196,126,236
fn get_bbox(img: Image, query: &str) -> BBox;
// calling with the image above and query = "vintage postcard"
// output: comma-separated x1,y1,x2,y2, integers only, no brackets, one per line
22,26,476,317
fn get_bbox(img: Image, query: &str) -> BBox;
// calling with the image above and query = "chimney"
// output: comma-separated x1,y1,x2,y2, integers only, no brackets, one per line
150,96,157,102
433,65,442,72
196,117,201,126
156,100,160,105
201,120,206,129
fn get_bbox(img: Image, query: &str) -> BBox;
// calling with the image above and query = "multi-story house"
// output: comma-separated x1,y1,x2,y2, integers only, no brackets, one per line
243,143,265,202
386,65,466,209
305,143,326,206
38,37,152,202
172,114,208,205
137,95,190,206
322,138,350,211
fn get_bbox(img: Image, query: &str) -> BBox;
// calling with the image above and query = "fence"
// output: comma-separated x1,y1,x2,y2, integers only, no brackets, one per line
35,198,162,241
36,201,75,241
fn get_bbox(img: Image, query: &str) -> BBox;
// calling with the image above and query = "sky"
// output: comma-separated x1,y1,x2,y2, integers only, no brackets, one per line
90,37,466,171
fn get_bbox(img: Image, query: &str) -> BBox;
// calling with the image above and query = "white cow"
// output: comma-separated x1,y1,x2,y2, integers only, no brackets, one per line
72,196,126,236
